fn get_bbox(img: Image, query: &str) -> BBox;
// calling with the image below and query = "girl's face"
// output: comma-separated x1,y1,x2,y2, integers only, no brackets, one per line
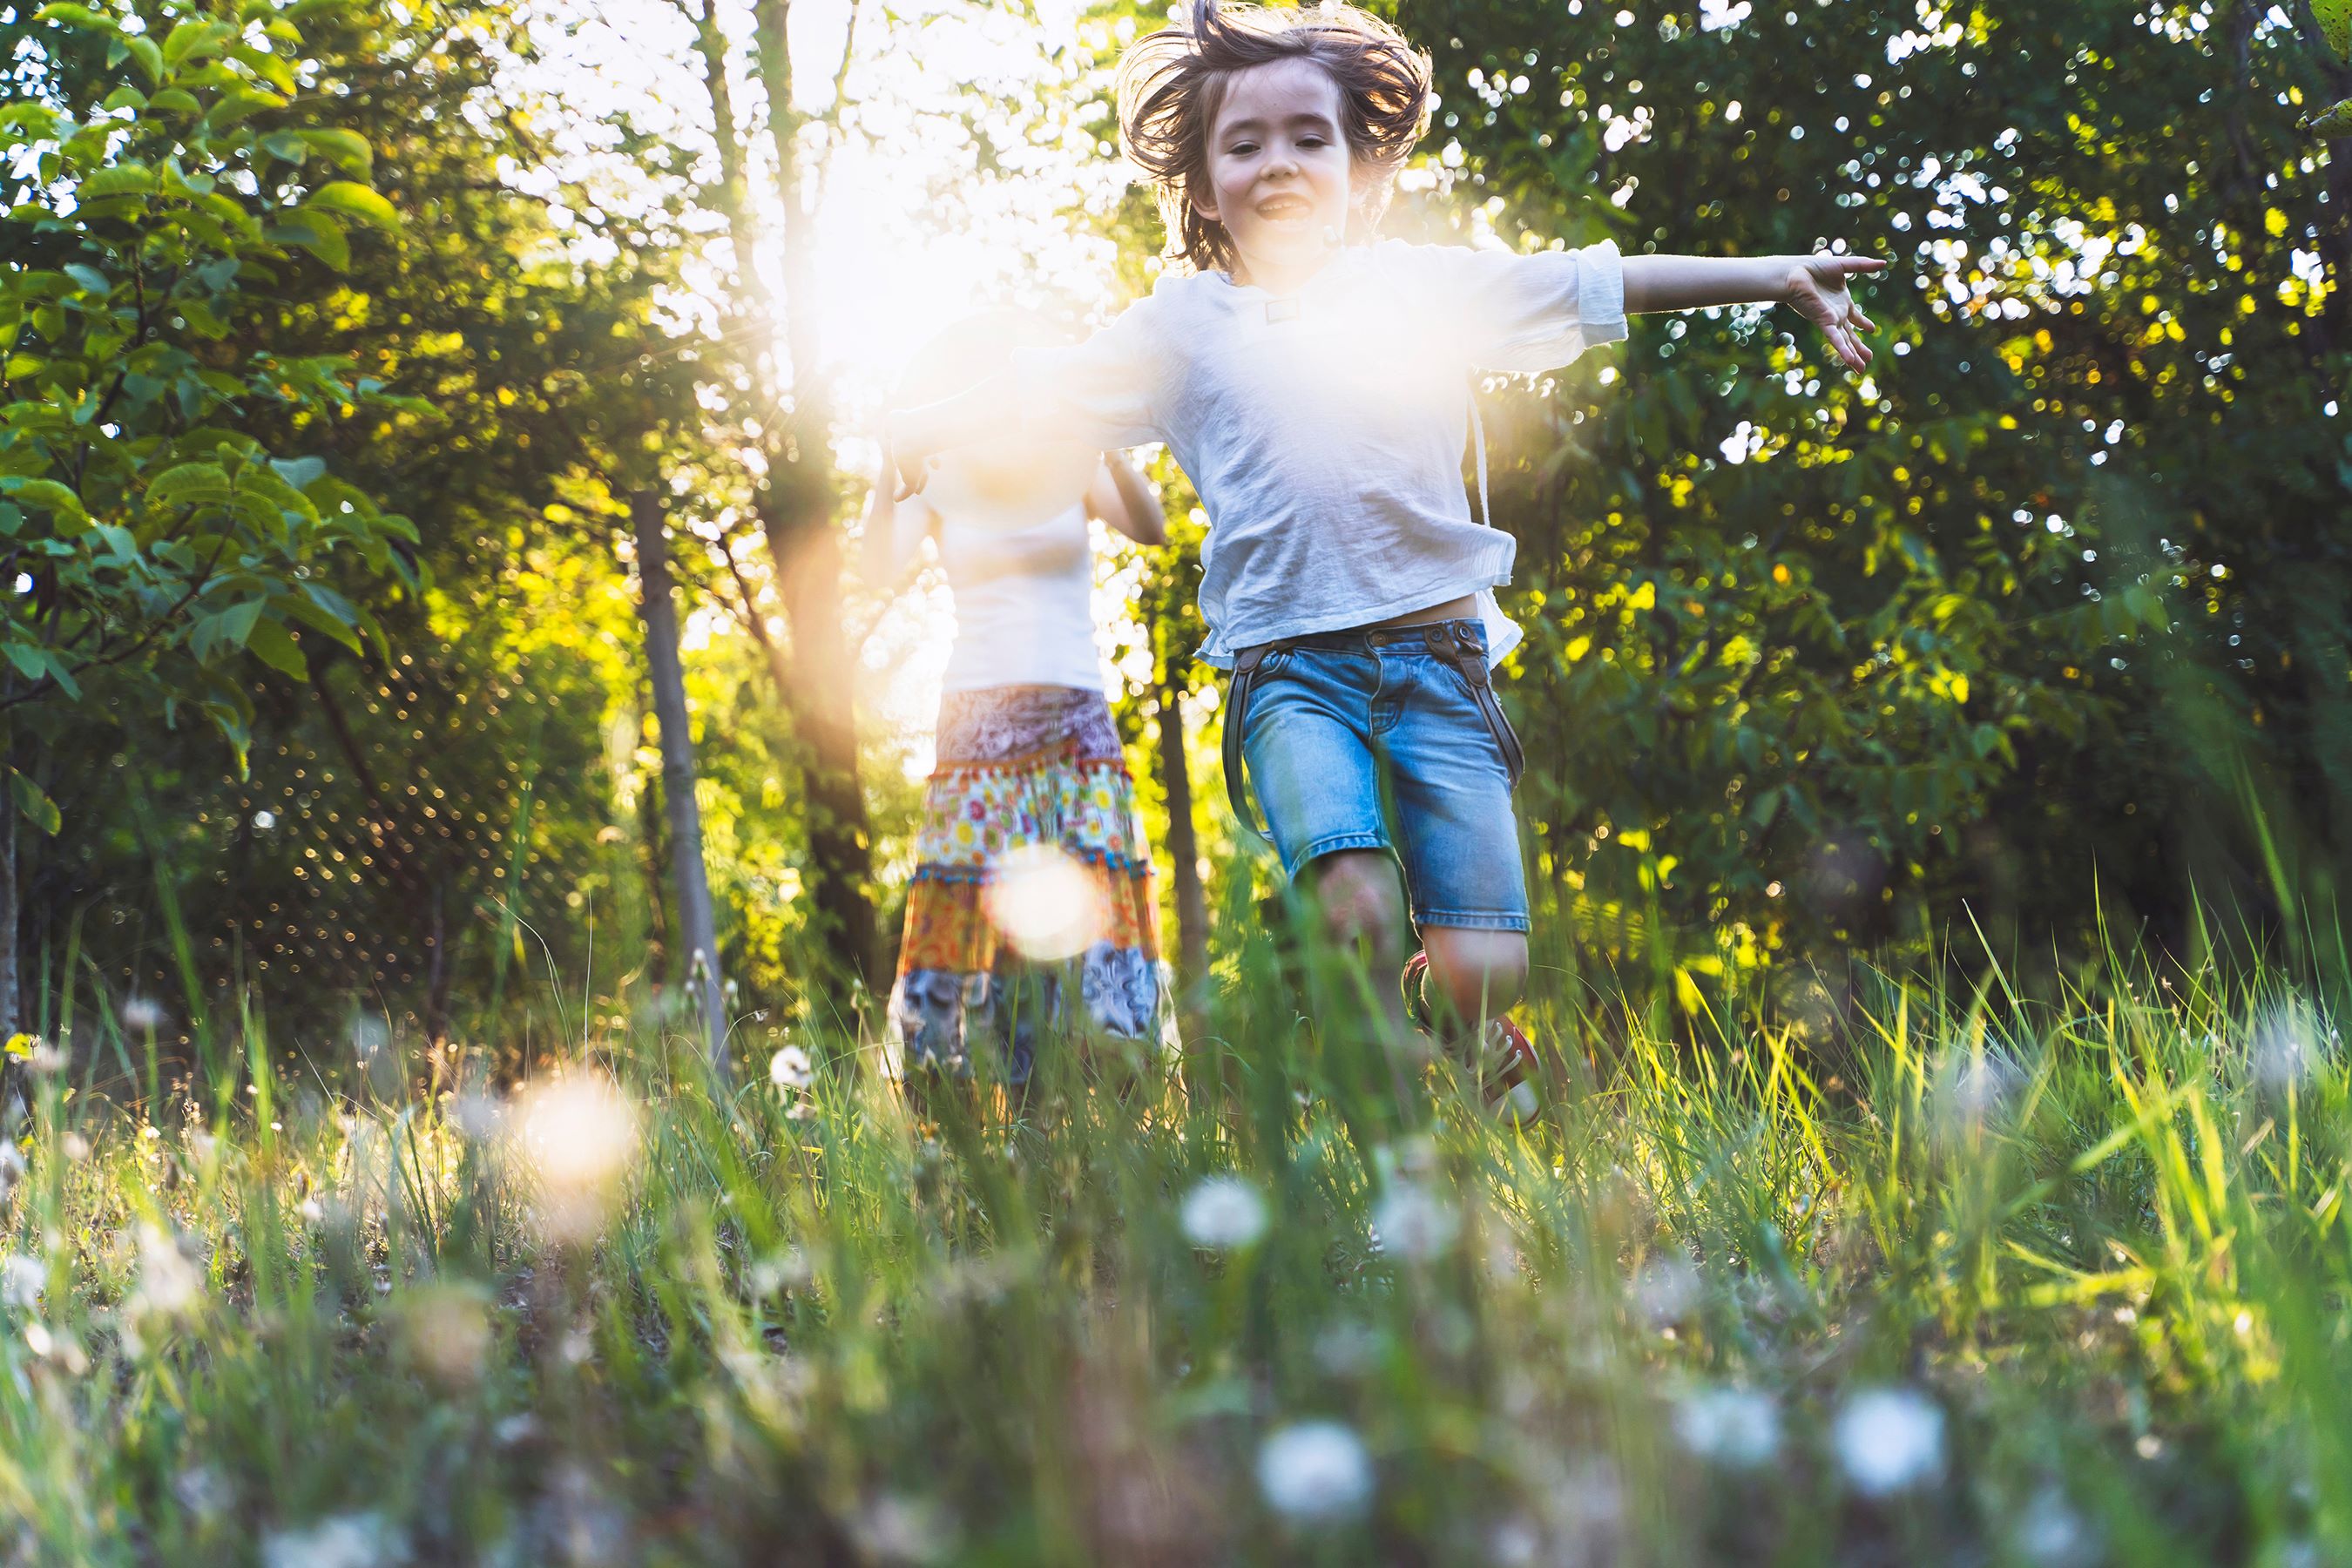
1195,57,1359,284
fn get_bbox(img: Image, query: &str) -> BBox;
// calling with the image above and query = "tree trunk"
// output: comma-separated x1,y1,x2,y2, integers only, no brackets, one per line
762,491,878,990
632,490,730,1078
0,794,17,1044
1156,679,1209,990
635,700,672,986
749,0,881,994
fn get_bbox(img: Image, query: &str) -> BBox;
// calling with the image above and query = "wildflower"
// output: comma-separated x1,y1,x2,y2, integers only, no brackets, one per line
768,1044,814,1093
1180,1175,1267,1250
1833,1387,1946,1497
3,1034,64,1073
1370,1183,1457,1263
260,1511,409,1568
119,997,166,1032
745,1247,812,1299
1672,1385,1781,1469
2013,1484,2099,1568
2,1254,43,1311
0,1141,24,1198
2253,999,2332,1092
125,1222,205,1322
61,1132,89,1162
1632,1254,1701,1327
1257,1420,1375,1524
509,1074,639,1245
848,1494,954,1564
173,1465,233,1524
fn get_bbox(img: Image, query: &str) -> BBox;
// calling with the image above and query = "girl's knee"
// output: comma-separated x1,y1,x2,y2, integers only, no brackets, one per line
1309,851,1407,956
1422,928,1528,1021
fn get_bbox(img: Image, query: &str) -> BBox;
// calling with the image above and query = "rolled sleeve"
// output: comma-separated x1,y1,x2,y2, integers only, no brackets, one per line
1408,239,1629,374
1009,302,1163,450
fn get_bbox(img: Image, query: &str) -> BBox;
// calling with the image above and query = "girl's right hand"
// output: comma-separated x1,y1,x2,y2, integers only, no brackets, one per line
1783,253,1887,373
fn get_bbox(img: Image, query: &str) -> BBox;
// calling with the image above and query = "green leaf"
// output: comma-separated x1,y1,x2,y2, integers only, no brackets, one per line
33,3,116,33
269,455,328,489
1,478,90,530
78,162,158,201
272,215,349,272
145,461,234,510
279,591,362,654
292,129,372,178
2317,0,2352,58
125,34,163,88
2,645,44,683
61,263,110,295
160,18,227,67
245,617,308,680
304,180,398,231
189,598,263,662
10,774,60,838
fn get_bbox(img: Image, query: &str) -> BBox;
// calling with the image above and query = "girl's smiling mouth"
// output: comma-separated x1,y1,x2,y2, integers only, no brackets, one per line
1254,193,1313,220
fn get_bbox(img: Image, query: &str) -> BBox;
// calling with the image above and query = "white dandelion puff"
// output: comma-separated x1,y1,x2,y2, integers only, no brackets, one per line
2,1254,43,1311
768,1044,814,1093
1632,1254,1702,1326
1180,1175,1267,1250
1672,1385,1781,1469
2252,999,2332,1092
119,997,166,1032
1257,1420,1375,1523
1834,1387,1947,1497
1370,1183,1457,1263
260,1511,409,1568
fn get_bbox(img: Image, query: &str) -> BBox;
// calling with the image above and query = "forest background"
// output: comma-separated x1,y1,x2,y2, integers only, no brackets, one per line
6,0,2350,1062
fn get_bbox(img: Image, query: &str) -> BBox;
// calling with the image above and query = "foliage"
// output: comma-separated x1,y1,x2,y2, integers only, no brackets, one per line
3,925,2352,1559
1394,0,2352,999
0,0,422,814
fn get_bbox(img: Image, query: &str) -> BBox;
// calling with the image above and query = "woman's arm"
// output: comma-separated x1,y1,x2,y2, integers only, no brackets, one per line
1621,252,1888,372
886,370,1021,497
1084,452,1166,547
856,434,933,591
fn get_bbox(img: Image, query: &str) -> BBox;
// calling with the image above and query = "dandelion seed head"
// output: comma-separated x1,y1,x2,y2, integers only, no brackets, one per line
2253,999,2331,1091
1673,1385,1781,1468
1632,1254,1700,1326
1179,1175,1267,1250
2014,1484,2099,1568
260,1510,408,1568
1257,1420,1375,1523
173,1464,233,1523
1834,1386,1947,1497
984,846,1105,962
119,997,166,1032
126,1222,204,1322
2,1254,43,1311
848,1493,955,1564
769,1044,814,1093
1370,1182,1457,1263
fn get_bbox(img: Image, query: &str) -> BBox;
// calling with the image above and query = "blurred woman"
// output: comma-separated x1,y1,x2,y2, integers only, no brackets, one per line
862,313,1171,1097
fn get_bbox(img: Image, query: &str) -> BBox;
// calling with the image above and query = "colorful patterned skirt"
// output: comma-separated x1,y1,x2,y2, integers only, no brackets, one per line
886,686,1169,1085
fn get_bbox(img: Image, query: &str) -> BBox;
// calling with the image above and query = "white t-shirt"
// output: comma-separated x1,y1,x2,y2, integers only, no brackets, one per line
899,496,1109,693
1011,239,1627,667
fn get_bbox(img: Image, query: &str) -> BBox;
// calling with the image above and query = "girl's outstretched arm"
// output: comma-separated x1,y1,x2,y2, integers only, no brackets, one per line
1622,253,1888,372
1085,452,1166,547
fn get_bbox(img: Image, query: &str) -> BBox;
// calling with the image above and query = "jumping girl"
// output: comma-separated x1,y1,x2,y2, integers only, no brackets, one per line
889,3,1885,1115
867,313,1172,1096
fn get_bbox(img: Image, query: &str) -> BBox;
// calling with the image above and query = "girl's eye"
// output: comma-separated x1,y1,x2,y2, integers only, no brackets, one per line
1299,136,1328,148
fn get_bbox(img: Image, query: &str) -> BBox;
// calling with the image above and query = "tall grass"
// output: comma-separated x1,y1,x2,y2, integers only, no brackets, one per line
0,922,2346,1565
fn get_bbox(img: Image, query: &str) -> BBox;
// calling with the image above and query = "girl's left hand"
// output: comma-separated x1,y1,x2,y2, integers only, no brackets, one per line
1785,253,1888,373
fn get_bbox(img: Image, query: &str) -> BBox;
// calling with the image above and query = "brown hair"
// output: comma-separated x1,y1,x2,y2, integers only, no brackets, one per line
1117,1,1432,275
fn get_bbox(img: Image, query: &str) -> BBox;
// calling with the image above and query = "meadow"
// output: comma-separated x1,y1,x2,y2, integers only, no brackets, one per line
3,923,2346,1566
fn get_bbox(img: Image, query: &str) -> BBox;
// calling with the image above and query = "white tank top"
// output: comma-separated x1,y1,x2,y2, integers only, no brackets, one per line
928,502,1108,693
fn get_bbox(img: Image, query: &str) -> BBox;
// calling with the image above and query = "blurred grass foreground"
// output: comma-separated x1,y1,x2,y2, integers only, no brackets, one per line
4,929,2352,1565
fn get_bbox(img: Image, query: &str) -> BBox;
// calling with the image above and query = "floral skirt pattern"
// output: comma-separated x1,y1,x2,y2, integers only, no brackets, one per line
887,686,1170,1084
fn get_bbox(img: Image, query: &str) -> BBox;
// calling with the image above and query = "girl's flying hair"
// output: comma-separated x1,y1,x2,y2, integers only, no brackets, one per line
1117,1,1432,275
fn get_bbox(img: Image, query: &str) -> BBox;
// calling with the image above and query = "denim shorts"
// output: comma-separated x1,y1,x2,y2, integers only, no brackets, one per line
1238,621,1529,932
